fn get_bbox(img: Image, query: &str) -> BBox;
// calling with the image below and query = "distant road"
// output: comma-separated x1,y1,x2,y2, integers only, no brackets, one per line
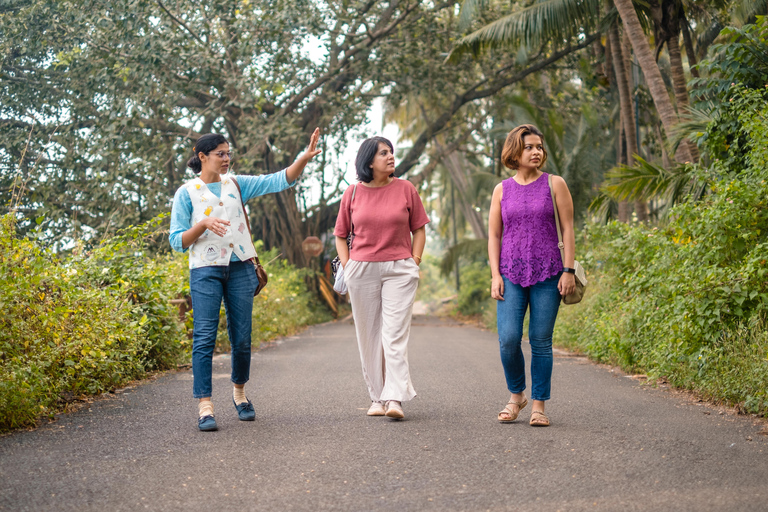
1,315,766,511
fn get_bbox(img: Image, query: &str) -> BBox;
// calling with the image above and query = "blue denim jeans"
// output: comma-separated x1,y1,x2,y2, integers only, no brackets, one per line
497,274,562,401
190,260,259,398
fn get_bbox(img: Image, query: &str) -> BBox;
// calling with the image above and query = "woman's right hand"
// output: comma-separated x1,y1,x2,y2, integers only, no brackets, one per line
200,217,231,237
491,274,505,301
340,257,350,269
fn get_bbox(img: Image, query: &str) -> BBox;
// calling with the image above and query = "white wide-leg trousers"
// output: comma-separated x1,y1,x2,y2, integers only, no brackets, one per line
344,258,420,402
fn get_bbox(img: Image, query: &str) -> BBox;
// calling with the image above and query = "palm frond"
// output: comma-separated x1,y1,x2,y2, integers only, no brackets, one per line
587,191,616,223
447,0,603,62
600,157,701,207
458,0,490,31
669,106,715,154
470,170,503,198
440,239,488,277
731,0,768,25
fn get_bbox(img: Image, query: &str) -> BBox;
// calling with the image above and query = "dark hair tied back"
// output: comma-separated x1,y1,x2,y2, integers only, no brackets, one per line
355,136,394,183
187,134,228,174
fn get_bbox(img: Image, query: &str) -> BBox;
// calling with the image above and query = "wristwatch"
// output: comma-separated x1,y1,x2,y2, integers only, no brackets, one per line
562,267,576,274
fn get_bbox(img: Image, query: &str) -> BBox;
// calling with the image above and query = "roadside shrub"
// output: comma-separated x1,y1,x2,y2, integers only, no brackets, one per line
0,214,187,430
555,86,768,416
456,261,493,317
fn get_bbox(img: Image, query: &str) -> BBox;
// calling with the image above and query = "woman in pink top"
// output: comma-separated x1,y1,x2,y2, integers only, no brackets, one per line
334,136,430,420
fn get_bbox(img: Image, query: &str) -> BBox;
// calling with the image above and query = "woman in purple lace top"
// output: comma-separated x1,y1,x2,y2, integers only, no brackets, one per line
488,124,576,427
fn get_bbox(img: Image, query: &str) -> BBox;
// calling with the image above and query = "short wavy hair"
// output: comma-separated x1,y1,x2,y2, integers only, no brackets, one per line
500,124,548,170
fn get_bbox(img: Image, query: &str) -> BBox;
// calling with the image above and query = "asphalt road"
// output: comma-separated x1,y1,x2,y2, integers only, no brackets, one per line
1,315,767,512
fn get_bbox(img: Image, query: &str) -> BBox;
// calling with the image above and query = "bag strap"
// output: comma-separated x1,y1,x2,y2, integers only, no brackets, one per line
349,183,358,236
232,177,261,265
547,174,566,265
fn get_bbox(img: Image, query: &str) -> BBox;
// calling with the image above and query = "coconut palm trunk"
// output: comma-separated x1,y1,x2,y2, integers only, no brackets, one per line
666,30,700,161
607,11,648,221
680,17,699,79
613,0,694,164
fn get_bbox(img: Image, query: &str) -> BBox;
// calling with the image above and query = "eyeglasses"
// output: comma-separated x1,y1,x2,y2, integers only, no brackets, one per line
213,151,233,159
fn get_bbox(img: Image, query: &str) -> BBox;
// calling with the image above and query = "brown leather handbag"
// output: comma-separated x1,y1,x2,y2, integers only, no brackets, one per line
233,177,268,296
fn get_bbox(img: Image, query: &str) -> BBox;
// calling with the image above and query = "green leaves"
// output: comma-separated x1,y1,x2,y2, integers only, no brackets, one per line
0,213,188,431
448,0,604,62
554,84,768,417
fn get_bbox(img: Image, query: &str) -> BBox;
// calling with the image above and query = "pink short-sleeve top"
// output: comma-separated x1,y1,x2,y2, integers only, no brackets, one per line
334,178,430,262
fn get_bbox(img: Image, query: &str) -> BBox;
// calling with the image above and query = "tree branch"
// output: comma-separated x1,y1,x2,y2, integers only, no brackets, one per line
395,34,599,176
279,1,421,117
156,0,205,45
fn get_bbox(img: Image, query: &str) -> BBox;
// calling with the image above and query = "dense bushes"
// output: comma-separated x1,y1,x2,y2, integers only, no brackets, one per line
0,215,187,430
0,215,332,431
555,86,768,415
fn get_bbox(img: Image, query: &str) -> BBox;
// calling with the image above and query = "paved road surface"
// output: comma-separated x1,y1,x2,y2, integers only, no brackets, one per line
1,315,767,511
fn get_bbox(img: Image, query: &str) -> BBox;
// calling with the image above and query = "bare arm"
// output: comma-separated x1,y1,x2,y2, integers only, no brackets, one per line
411,226,426,265
335,236,350,268
488,183,504,301
553,175,576,296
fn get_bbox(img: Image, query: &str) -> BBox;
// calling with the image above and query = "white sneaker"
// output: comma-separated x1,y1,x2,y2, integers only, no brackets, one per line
367,401,386,416
385,400,404,419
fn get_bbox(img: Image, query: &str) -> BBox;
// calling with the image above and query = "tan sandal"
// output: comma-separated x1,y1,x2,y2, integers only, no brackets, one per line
498,397,528,423
529,410,550,427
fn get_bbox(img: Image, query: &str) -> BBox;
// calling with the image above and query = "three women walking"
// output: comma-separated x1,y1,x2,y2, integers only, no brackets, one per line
170,123,574,430
488,124,576,427
170,128,321,431
334,136,430,420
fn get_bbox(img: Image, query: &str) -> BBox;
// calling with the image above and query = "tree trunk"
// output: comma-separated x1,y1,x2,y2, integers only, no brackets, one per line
439,148,488,239
680,17,699,79
607,9,644,222
608,19,638,163
613,0,693,164
667,33,700,161
617,121,631,223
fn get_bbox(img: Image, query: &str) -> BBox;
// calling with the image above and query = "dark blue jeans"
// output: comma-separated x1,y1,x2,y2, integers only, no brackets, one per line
497,274,561,401
190,261,259,398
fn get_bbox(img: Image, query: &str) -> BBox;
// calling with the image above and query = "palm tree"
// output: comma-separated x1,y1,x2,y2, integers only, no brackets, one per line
613,0,695,163
449,0,603,61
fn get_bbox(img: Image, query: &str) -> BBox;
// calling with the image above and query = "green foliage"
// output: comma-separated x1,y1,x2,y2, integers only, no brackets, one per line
214,243,332,352
449,0,603,62
0,214,188,431
416,254,457,307
455,261,494,318
691,16,768,103
0,0,431,257
0,213,334,431
594,14,768,217
556,86,768,416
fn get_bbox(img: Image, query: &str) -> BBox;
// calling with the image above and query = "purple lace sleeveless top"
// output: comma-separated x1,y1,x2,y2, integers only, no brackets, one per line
499,173,562,287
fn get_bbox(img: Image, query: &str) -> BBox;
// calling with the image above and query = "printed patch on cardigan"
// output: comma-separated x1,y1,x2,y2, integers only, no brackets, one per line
201,244,218,262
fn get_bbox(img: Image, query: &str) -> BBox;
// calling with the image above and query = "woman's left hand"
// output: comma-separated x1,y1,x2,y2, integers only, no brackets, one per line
558,272,576,297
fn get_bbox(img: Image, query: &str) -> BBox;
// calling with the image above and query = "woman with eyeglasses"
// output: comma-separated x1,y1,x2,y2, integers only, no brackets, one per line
170,129,321,431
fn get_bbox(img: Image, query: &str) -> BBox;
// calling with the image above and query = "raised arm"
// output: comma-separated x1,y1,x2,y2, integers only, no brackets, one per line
285,128,322,183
